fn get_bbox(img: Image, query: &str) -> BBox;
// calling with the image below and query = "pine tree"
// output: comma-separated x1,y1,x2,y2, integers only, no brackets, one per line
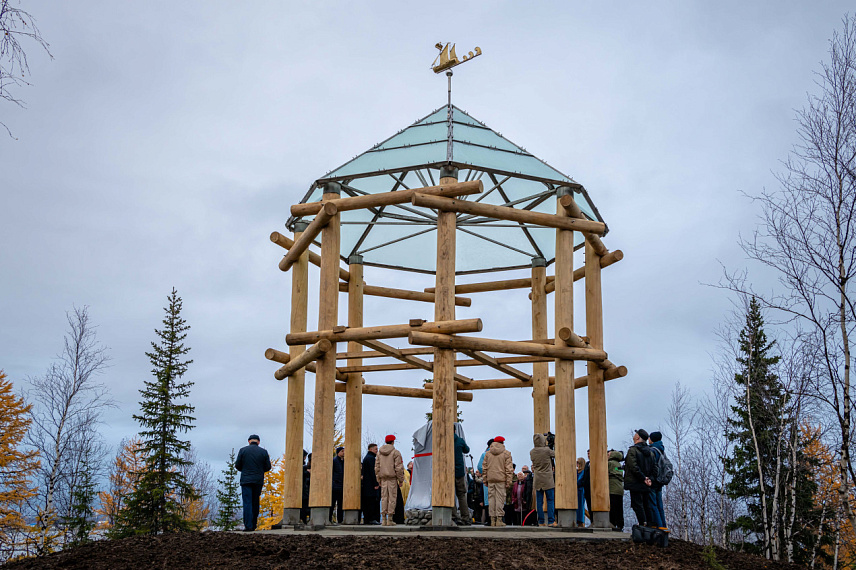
214,449,241,531
114,289,197,536
0,370,40,563
723,298,818,562
64,458,96,546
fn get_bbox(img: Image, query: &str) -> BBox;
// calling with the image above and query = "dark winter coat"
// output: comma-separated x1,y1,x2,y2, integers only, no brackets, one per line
235,442,272,485
454,434,470,478
624,442,655,493
649,440,665,491
581,460,591,503
332,455,345,491
361,450,379,498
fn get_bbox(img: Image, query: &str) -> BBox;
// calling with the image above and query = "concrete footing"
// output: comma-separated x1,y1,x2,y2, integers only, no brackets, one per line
343,510,360,525
310,507,329,527
431,506,453,526
591,511,611,529
556,509,577,528
282,508,302,526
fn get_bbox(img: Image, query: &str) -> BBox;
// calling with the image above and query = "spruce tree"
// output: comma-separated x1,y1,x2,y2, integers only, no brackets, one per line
214,449,241,531
723,298,819,562
115,288,197,536
65,460,96,546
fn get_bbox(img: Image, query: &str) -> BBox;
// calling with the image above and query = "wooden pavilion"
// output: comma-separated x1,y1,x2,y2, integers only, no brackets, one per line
266,103,626,528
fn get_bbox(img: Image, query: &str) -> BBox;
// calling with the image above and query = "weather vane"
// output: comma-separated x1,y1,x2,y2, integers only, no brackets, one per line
431,42,482,73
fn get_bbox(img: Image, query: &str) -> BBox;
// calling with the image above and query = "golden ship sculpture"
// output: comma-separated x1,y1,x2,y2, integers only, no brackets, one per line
432,42,482,73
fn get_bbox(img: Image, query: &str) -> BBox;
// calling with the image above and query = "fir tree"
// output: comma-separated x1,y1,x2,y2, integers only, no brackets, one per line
214,449,241,531
114,289,197,536
65,459,96,546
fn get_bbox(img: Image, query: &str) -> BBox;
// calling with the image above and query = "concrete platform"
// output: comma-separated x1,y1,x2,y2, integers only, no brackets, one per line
259,524,629,540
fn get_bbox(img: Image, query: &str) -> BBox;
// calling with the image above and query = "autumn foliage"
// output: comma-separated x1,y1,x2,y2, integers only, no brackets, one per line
257,457,285,531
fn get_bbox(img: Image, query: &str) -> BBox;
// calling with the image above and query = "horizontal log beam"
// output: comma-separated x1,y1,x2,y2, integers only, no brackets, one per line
558,194,609,256
275,339,332,380
358,339,472,384
334,382,473,401
305,361,348,381
544,250,624,294
287,318,483,346
291,180,484,217
459,349,532,382
408,332,607,362
412,193,606,235
270,231,350,281
278,203,338,272
264,348,290,365
339,282,471,307
549,365,628,394
424,365,627,392
338,354,552,373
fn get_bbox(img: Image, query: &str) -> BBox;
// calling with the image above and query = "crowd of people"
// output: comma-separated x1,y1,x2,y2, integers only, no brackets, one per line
235,427,672,531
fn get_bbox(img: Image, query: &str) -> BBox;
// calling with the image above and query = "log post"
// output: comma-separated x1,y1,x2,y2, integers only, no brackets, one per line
342,256,364,524
431,166,458,526
308,182,341,527
554,186,578,527
531,257,550,434
283,220,308,525
585,239,610,528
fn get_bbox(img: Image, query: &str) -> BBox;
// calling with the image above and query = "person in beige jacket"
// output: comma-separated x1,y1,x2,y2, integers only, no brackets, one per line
482,435,513,527
375,434,405,526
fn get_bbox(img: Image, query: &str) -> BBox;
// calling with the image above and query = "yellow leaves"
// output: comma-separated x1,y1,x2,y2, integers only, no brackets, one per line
257,457,285,531
96,437,146,529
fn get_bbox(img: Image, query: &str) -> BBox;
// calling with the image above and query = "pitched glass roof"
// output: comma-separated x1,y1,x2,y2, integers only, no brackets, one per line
288,105,607,275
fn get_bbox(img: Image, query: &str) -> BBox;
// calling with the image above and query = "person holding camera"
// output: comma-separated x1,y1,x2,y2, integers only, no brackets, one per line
529,433,556,527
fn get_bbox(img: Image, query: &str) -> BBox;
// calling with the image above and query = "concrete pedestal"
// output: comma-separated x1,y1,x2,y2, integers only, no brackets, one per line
591,511,611,529
431,506,453,526
282,508,302,526
310,507,329,527
343,510,360,525
556,509,578,528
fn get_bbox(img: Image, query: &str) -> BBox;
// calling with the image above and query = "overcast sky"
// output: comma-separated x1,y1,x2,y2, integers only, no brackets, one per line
2,2,851,478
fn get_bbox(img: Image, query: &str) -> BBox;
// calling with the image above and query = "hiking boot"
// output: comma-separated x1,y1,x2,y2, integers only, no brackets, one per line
496,518,506,527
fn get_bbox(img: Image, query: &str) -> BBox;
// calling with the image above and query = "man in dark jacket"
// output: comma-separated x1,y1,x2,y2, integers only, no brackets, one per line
580,449,591,522
235,434,272,531
330,447,345,523
454,433,471,524
624,429,656,527
648,431,667,529
361,444,381,524
301,451,311,523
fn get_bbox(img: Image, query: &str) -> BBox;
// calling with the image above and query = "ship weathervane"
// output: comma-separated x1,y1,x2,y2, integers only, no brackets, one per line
432,42,482,73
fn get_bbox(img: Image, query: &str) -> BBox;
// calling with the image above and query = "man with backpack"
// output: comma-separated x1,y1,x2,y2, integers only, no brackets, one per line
624,429,657,527
648,431,672,530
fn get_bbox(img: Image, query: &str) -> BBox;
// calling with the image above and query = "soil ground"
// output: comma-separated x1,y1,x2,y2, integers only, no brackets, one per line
6,531,806,569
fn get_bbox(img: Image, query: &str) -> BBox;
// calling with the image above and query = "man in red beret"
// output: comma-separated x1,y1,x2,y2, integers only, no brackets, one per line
375,434,405,526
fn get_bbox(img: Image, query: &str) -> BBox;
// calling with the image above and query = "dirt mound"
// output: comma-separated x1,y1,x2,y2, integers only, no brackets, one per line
6,532,804,569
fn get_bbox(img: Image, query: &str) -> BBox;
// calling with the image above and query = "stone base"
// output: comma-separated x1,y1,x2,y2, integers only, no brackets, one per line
343,510,360,525
591,511,611,529
556,509,578,528
310,507,329,527
431,506,453,526
282,508,302,526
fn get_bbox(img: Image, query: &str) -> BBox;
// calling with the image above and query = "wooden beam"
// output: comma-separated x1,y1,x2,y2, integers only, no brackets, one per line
334,345,553,361
283,225,309,517
287,318,483,346
548,365,627,394
275,339,331,380
305,361,347,381
559,194,609,257
270,231,351,282
338,354,552,373
334,382,473,401
309,184,341,514
279,202,338,272
291,180,484,217
343,259,364,514
545,250,624,294
424,365,627,392
357,339,472,384
532,262,550,434
412,193,606,235
459,349,531,382
265,348,290,365
408,332,607,362
339,281,471,307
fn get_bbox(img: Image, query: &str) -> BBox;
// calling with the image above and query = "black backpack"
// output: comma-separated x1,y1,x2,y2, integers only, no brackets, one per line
650,447,674,486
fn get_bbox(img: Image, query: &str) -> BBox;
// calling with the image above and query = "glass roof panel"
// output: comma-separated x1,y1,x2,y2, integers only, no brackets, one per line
452,141,572,182
453,124,519,152
376,122,447,150
325,142,446,179
452,108,484,126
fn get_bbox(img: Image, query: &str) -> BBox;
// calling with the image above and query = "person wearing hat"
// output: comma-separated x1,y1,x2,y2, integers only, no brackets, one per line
235,434,272,531
482,435,513,527
624,429,656,527
648,431,667,529
361,443,381,524
454,432,472,525
375,435,405,526
330,446,345,524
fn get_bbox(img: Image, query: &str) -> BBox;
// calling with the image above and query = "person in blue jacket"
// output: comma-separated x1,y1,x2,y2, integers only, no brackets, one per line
235,434,272,531
454,433,471,524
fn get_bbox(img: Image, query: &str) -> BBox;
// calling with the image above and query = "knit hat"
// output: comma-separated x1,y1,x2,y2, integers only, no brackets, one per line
494,436,506,443
248,434,260,442
649,431,662,442
635,429,649,441
385,434,396,443
336,446,345,453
